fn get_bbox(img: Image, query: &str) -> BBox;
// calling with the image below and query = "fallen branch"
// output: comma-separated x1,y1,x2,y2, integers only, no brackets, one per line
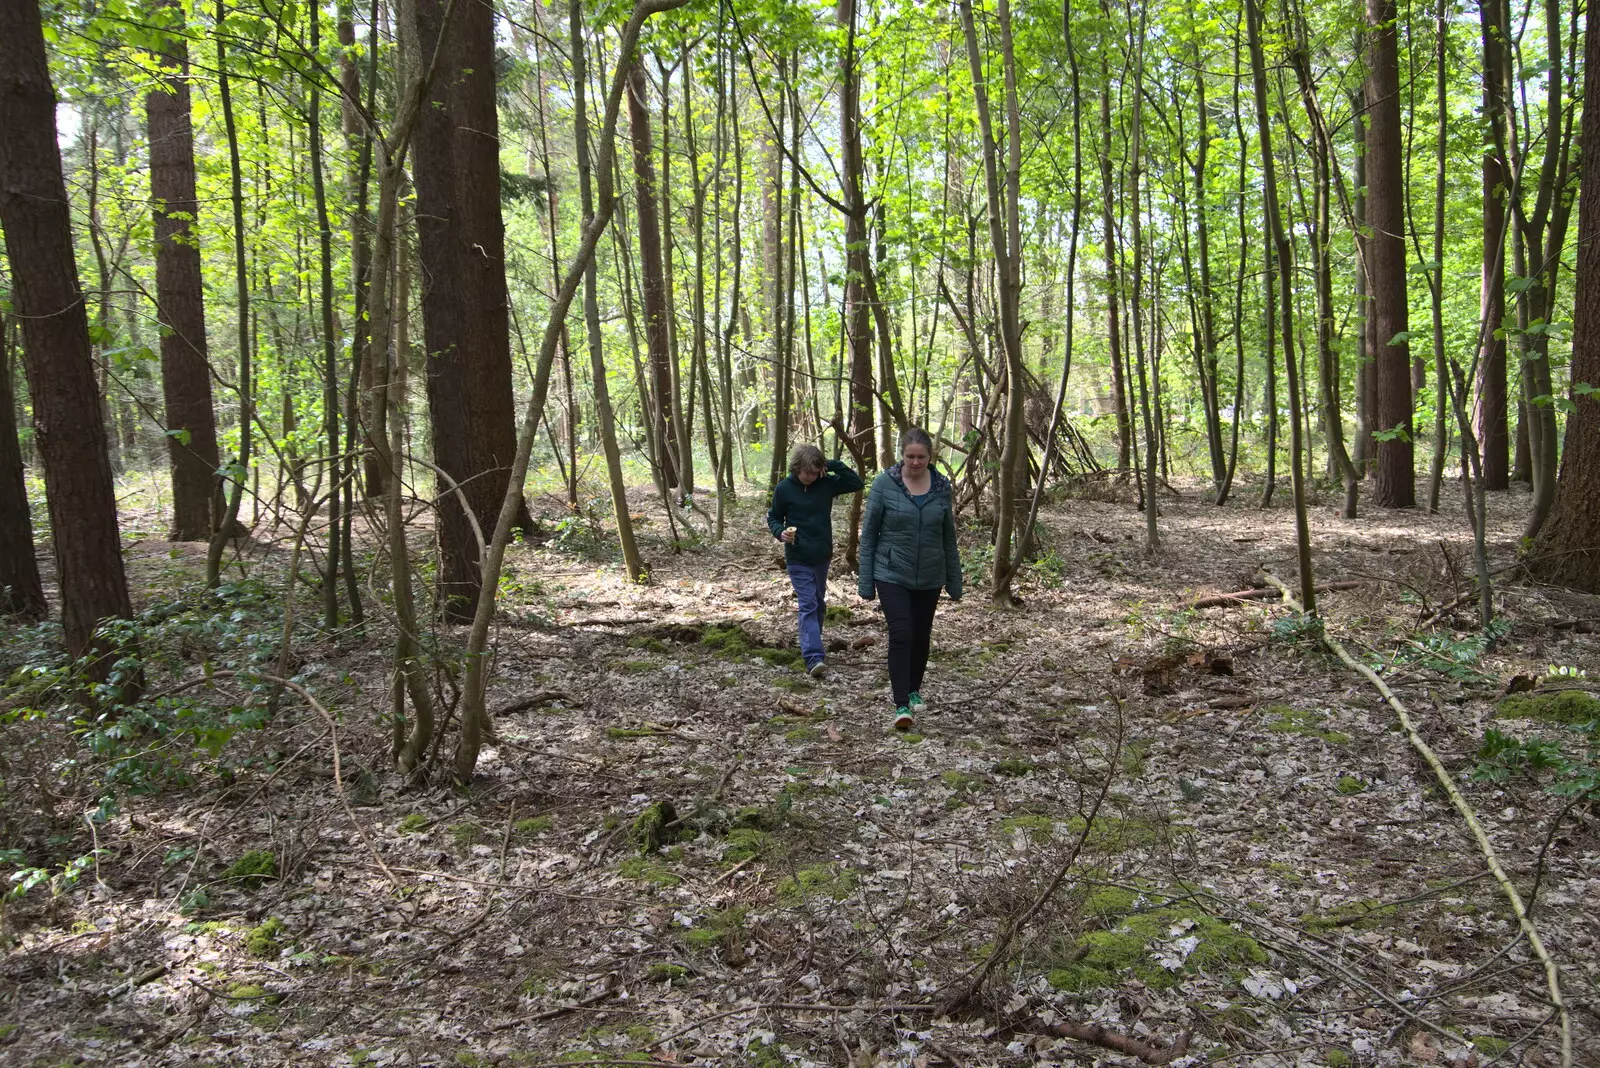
1186,580,1362,609
1257,570,1572,1068
1042,1019,1192,1065
492,690,575,717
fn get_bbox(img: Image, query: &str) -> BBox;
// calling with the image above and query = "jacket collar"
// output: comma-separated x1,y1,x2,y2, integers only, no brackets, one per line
887,462,949,496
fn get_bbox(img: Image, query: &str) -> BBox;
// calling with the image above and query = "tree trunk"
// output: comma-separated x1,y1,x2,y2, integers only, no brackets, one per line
1477,0,1511,490
0,0,134,659
1245,0,1314,609
147,3,222,542
413,0,533,619
0,314,46,618
1529,0,1600,592
573,0,646,584
1366,0,1415,508
627,59,680,492
839,0,876,472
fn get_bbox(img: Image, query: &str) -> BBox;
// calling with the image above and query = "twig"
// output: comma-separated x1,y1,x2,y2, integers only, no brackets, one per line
492,691,575,716
1257,570,1572,1068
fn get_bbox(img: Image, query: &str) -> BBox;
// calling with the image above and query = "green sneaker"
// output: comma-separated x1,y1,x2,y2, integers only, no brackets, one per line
908,691,927,716
892,706,915,731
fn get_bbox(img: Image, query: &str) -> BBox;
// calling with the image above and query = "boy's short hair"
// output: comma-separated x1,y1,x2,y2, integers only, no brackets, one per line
788,444,826,476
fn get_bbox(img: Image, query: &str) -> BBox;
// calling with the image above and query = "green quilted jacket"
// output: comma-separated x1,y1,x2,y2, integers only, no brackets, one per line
857,464,962,599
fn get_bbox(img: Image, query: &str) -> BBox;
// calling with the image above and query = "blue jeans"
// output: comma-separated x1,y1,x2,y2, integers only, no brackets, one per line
786,560,830,668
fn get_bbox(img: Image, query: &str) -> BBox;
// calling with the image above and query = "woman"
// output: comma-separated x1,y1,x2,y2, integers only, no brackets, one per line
767,444,864,678
858,427,962,730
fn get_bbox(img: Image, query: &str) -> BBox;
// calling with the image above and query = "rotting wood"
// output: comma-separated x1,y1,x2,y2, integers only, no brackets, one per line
1257,569,1573,1068
1186,580,1362,609
1041,1018,1192,1065
491,690,574,716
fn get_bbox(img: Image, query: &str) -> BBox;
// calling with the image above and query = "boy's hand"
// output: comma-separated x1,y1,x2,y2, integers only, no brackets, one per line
781,526,797,543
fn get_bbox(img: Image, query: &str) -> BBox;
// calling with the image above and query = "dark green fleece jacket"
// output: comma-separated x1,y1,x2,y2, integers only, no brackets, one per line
765,459,865,566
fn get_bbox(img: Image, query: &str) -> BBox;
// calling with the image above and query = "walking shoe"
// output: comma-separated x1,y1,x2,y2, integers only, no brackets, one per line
807,660,828,679
892,706,915,731
908,691,927,715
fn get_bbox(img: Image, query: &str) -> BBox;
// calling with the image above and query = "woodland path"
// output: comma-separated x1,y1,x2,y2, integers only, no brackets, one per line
2,480,1597,1067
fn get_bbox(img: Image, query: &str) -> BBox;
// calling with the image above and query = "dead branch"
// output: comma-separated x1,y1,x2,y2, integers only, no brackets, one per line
1186,580,1363,609
1257,569,1573,1068
492,690,575,716
1042,1019,1192,1065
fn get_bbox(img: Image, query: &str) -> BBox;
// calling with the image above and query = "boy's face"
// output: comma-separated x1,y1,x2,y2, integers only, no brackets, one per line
796,465,823,485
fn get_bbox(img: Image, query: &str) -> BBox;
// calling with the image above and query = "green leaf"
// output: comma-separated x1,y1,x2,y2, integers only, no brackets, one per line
165,428,193,446
1388,331,1416,346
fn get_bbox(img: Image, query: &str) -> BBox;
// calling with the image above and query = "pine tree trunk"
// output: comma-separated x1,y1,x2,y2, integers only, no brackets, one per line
414,0,532,619
1529,0,1600,592
627,60,680,492
0,314,46,619
1366,0,1415,508
0,0,134,657
148,3,222,542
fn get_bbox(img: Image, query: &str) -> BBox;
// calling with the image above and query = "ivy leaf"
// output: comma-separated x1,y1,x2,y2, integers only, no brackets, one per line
165,428,193,447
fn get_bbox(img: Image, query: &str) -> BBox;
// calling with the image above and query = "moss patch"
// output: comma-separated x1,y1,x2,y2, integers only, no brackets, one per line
997,814,1060,843
773,676,814,693
514,816,553,836
993,758,1035,778
775,864,858,906
1264,706,1352,744
1496,689,1600,725
645,963,688,983
681,905,747,953
397,814,428,833
223,849,275,886
618,857,682,887
631,801,678,853
721,828,768,863
1300,899,1396,933
1335,775,1366,796
613,660,660,675
1047,907,1266,992
245,917,285,957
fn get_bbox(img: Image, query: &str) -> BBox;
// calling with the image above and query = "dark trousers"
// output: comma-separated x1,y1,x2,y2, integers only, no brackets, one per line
877,582,940,707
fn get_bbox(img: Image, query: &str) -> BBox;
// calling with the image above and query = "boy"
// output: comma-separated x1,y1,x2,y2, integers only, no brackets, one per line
766,444,864,678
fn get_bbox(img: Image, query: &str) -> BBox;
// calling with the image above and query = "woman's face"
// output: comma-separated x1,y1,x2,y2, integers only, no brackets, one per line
901,442,931,475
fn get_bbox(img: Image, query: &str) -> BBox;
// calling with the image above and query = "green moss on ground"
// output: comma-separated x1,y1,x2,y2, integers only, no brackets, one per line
245,917,285,957
514,816,553,836
1264,706,1352,744
1496,689,1600,725
1335,775,1366,795
1047,907,1266,993
618,857,682,887
224,849,275,885
775,864,858,905
397,814,428,833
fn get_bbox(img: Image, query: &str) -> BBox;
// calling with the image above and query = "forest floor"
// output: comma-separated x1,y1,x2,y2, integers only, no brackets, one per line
1,474,1598,1068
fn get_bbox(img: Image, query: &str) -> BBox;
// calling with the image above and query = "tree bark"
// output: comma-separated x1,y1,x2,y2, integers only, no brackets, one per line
1529,0,1600,593
0,0,134,658
0,314,46,618
1365,0,1415,508
839,0,876,472
147,2,222,542
1477,0,1511,490
413,0,531,620
627,59,680,492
